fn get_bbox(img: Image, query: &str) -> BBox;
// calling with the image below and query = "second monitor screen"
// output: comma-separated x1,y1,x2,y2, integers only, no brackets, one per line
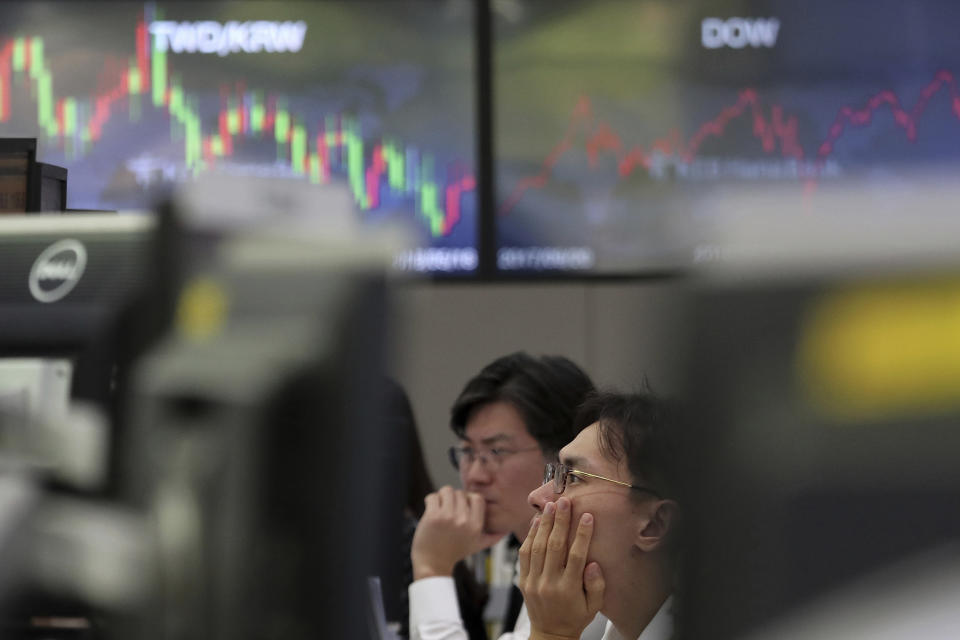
495,0,960,274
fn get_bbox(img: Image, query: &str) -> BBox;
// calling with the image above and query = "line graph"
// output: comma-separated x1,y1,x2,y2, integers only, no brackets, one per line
499,70,960,216
0,5,474,239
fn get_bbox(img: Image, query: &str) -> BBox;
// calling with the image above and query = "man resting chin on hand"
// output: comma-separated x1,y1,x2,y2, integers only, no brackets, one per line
411,486,504,581
408,353,599,640
520,392,682,640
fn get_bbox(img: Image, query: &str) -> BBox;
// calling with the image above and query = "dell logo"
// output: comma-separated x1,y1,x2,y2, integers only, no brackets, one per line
701,17,780,49
28,239,88,303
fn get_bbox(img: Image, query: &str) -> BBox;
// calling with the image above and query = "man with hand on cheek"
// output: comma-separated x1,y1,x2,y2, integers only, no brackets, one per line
409,353,596,640
519,392,680,640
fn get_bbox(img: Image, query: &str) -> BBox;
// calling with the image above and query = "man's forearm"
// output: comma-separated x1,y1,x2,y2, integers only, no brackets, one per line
412,558,455,581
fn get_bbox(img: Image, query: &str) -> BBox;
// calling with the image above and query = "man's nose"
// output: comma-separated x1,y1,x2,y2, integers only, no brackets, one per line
528,480,556,512
461,455,492,485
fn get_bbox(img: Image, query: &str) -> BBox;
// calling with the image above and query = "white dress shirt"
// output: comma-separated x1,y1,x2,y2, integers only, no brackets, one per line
599,596,674,640
409,576,526,640
408,576,608,640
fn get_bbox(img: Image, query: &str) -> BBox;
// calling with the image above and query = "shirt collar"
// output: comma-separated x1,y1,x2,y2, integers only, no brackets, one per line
601,595,674,640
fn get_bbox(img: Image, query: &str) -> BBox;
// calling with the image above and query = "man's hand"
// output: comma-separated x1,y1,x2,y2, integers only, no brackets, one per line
411,486,505,580
517,497,605,640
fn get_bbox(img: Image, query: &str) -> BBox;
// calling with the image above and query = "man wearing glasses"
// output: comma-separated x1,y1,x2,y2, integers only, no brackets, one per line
519,391,680,640
409,352,596,640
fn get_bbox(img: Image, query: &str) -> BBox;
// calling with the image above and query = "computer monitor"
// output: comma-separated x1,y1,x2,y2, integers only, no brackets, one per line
494,0,960,275
675,193,960,639
115,204,402,639
0,212,175,497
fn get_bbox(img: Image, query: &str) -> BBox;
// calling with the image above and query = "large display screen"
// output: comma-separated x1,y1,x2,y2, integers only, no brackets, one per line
0,1,477,274
494,0,960,274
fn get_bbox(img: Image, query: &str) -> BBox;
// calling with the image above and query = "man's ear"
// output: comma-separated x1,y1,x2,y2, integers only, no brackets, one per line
635,499,678,552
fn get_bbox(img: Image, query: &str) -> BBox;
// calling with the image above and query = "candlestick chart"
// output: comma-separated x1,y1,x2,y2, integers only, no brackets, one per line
0,1,477,271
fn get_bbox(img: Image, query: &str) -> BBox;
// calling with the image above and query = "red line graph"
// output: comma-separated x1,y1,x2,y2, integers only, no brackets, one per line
500,70,960,215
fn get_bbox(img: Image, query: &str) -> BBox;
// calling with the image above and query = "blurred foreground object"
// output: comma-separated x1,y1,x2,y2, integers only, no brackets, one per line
677,178,960,640
0,176,408,640
0,210,171,637
119,177,404,640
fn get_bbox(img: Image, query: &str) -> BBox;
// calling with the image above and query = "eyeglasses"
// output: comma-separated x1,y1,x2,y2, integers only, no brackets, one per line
543,462,662,498
449,444,541,470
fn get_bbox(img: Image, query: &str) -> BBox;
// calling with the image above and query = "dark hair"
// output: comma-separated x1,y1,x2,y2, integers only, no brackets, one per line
574,390,681,502
381,377,434,518
450,352,595,459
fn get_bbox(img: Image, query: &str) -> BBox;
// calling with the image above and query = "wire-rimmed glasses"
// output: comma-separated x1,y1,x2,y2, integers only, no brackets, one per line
543,462,662,498
448,444,541,470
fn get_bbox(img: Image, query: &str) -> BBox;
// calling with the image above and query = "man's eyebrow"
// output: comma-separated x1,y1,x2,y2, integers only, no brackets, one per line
560,454,589,470
462,434,514,446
